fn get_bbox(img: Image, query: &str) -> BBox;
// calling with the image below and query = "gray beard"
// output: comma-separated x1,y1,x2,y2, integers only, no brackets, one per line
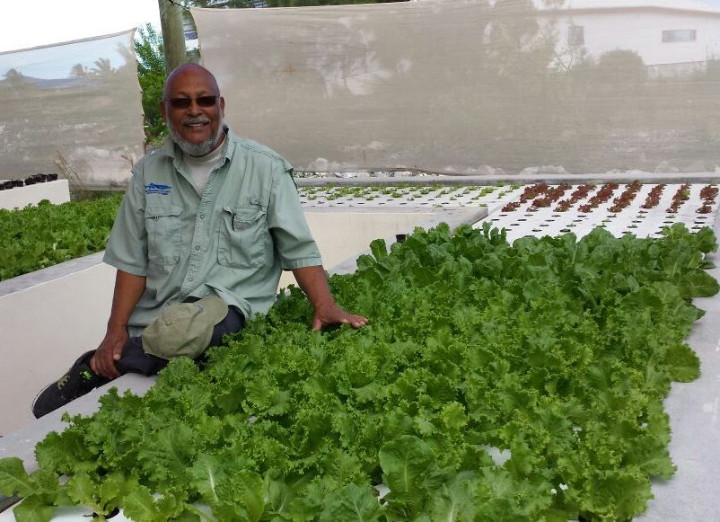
167,115,225,157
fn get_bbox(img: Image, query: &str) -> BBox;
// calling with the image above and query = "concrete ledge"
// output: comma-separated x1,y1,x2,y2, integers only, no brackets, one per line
0,252,107,298
635,209,720,520
0,180,70,210
0,255,115,434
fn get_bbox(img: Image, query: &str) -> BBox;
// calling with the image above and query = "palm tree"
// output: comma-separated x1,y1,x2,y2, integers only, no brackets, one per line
90,58,115,77
70,63,89,78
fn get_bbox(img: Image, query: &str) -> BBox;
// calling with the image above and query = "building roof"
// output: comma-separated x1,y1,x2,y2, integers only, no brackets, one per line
536,0,720,14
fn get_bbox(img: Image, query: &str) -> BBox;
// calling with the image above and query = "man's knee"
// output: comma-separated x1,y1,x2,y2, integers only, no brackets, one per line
208,306,245,347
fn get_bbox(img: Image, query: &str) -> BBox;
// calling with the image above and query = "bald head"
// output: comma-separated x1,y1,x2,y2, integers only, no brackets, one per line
163,63,221,100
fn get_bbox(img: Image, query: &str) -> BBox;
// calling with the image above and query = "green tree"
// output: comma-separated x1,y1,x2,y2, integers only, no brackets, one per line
264,0,408,5
135,23,168,144
186,0,406,5
4,68,28,87
595,49,647,84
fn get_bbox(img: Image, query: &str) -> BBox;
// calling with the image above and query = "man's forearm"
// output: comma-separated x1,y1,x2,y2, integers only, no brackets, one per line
292,265,334,309
107,269,146,330
91,269,147,378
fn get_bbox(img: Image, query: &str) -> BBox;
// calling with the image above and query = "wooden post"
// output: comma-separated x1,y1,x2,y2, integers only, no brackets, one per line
158,0,186,75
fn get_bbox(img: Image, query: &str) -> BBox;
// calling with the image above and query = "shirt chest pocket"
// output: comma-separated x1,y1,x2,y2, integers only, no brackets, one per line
146,205,183,266
218,205,268,268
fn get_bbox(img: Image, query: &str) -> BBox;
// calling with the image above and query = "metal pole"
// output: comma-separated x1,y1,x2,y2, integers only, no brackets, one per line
158,0,186,75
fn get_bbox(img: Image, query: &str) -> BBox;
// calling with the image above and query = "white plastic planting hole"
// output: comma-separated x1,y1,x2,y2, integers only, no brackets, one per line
478,183,719,242
297,183,719,243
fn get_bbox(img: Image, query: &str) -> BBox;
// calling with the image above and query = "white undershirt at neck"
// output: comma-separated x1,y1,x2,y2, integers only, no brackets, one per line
183,143,225,195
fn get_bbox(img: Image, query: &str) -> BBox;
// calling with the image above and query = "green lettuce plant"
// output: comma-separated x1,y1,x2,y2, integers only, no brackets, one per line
1,223,717,521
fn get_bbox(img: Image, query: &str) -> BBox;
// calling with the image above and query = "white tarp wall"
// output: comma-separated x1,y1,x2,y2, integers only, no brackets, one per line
0,31,145,188
192,0,720,175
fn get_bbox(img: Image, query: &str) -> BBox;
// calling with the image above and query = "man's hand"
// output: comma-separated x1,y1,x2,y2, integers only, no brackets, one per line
311,301,368,332
292,265,368,331
90,326,128,379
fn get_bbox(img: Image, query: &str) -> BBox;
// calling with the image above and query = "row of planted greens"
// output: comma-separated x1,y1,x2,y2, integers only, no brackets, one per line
0,196,122,282
1,223,717,521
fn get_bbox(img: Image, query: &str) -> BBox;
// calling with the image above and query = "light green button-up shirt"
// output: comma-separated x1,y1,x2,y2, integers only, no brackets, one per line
103,130,322,336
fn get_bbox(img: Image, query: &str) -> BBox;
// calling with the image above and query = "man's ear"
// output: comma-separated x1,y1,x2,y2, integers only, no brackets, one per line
219,96,226,115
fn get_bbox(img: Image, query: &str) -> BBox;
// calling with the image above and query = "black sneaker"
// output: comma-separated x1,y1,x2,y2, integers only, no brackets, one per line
32,351,110,418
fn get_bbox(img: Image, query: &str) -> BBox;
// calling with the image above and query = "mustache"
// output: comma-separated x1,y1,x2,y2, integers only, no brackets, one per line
182,116,211,125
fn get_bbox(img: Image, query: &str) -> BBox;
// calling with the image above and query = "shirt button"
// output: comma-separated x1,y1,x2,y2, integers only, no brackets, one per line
195,246,201,251
199,214,205,219
188,277,194,282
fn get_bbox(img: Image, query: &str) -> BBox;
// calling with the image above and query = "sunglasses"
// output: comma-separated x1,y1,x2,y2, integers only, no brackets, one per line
165,96,219,109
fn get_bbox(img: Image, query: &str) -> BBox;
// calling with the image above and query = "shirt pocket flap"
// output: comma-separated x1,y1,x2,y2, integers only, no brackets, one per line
223,205,265,231
146,204,183,220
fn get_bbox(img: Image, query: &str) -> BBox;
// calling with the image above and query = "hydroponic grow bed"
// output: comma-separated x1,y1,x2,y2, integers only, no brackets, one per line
2,179,719,521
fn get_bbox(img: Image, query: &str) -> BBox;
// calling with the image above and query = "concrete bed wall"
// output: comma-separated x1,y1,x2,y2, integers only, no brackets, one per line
0,254,116,434
0,180,70,210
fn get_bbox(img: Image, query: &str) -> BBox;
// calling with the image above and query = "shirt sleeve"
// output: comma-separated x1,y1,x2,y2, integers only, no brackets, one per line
267,162,322,270
103,170,149,276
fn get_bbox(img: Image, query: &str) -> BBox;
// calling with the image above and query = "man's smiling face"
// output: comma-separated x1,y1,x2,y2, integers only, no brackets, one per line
161,64,226,157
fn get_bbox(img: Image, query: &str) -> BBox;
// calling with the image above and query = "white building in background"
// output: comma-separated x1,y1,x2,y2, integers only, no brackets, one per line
536,0,720,76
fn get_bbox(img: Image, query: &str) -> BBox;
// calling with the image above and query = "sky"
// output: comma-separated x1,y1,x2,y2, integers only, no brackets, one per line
0,0,161,54
0,0,162,79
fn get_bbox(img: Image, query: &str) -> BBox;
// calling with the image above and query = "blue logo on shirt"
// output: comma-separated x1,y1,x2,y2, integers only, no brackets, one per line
145,183,172,195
